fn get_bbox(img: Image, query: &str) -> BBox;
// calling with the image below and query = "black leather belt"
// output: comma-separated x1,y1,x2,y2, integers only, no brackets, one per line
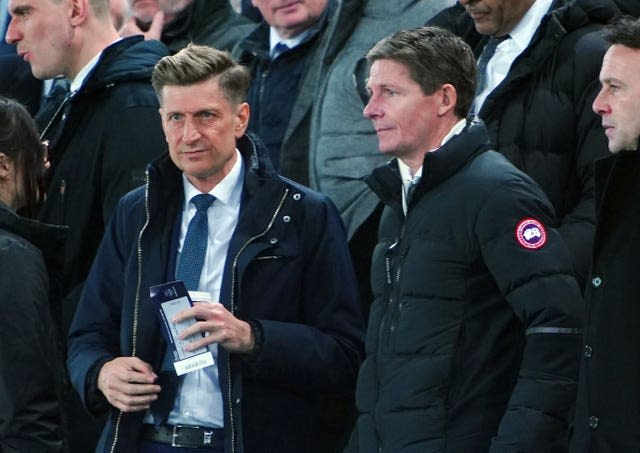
141,424,224,449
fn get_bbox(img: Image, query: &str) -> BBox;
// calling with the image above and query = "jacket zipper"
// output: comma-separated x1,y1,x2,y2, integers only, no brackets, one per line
38,93,73,142
226,188,289,453
59,179,66,221
109,170,152,453
376,212,407,450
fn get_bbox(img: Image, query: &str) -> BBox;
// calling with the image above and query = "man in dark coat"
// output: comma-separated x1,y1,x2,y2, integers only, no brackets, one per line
5,0,170,451
428,0,619,285
347,26,583,452
67,45,364,453
232,0,364,186
570,16,640,452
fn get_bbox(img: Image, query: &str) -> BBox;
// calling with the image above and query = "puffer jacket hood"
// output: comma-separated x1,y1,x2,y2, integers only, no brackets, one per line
80,36,168,95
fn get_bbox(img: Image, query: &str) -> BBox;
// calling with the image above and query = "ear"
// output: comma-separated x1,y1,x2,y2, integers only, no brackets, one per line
69,0,90,27
438,83,458,117
234,102,250,139
0,153,13,182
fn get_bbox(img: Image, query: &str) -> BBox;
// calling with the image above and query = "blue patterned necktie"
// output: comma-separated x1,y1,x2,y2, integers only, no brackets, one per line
175,194,215,291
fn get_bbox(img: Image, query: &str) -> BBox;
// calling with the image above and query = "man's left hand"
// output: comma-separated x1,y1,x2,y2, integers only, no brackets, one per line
173,302,255,354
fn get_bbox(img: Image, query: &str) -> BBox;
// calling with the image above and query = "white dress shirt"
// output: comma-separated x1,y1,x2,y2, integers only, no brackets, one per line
146,150,244,428
474,0,553,113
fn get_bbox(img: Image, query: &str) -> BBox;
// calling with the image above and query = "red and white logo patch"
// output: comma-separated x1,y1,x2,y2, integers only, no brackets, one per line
515,218,547,250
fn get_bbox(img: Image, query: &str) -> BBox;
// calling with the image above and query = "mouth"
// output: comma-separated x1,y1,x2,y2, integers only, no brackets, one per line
18,50,29,62
276,1,300,11
181,148,206,157
467,9,490,20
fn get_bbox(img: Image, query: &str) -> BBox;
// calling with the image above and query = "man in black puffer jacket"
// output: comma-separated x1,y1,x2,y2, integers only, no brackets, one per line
428,0,620,286
347,26,583,453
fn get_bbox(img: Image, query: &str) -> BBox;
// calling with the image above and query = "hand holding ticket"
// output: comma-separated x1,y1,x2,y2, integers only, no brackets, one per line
150,281,215,376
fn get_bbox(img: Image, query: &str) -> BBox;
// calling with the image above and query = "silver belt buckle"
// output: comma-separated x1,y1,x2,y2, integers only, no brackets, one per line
171,424,189,448
203,430,214,445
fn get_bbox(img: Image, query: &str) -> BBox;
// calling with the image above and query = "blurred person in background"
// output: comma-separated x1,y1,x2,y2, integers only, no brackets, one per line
0,96,67,453
119,0,253,53
5,0,170,450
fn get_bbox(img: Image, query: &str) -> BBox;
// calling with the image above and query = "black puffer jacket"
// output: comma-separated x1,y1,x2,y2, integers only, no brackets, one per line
347,121,583,452
0,203,67,453
429,0,619,284
37,36,169,336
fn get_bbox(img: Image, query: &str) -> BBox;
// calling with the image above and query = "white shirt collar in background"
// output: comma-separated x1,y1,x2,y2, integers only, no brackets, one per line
269,26,311,58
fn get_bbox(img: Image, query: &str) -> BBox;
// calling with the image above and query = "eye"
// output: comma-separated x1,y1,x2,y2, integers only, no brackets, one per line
384,88,397,97
12,6,31,17
168,113,183,121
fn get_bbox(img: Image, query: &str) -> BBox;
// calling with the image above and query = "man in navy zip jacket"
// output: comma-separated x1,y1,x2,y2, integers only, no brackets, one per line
67,44,364,453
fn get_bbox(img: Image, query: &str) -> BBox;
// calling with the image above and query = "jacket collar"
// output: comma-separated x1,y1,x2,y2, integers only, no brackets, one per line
594,148,640,214
366,119,492,212
77,36,169,96
146,133,279,211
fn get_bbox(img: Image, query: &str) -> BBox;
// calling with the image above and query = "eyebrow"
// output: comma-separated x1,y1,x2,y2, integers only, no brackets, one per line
10,4,30,15
601,76,627,87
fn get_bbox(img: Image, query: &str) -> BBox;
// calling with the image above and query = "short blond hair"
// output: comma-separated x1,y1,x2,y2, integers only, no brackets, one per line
152,44,251,107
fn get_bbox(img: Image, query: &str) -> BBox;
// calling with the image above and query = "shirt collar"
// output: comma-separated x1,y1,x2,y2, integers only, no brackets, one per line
508,0,553,52
182,149,244,210
269,27,311,57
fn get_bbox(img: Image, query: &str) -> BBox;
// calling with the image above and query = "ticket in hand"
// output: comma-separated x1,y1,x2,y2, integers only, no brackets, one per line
149,281,215,376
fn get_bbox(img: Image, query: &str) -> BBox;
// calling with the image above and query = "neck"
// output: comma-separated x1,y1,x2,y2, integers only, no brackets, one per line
67,21,120,80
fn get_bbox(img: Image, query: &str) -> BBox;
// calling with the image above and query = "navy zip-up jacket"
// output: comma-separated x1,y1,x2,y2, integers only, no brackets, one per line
67,134,364,453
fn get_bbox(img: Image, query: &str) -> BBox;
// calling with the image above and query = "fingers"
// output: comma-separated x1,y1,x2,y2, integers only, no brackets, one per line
146,10,164,40
97,357,161,412
178,316,254,354
118,17,143,38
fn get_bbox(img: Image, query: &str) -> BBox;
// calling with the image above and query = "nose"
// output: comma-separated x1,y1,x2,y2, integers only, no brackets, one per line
182,116,201,142
5,16,20,45
363,95,381,120
592,88,610,116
